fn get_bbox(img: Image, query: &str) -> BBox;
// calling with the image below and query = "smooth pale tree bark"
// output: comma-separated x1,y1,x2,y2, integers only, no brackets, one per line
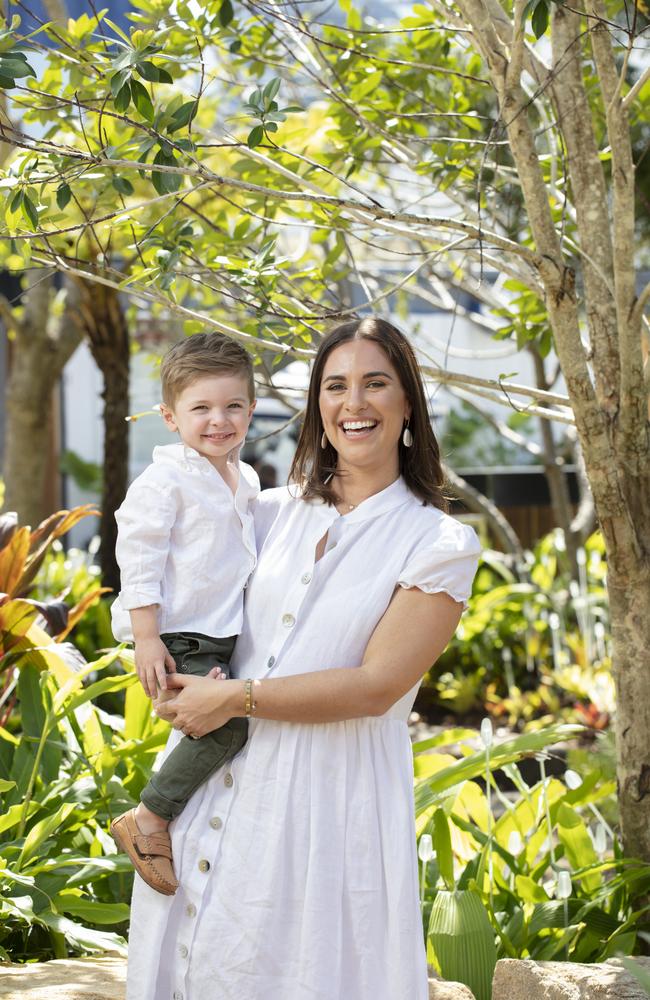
1,271,82,528
454,0,650,858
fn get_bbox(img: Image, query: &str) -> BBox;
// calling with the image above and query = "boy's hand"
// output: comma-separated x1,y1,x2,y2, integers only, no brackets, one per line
134,636,176,698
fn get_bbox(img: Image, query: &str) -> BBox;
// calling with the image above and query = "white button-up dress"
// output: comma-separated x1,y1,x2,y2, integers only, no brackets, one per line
126,477,481,1000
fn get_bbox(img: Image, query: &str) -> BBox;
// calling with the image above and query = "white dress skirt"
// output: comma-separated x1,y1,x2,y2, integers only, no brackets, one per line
126,478,481,1000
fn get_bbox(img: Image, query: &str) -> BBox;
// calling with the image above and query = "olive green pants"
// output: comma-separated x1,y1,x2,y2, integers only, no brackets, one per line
140,632,248,821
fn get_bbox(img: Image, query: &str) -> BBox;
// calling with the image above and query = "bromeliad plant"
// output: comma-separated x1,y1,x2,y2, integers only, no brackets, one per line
414,724,650,1000
0,507,169,961
0,652,169,961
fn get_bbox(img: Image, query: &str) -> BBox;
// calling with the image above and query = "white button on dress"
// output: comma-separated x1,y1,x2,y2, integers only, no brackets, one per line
127,478,481,1000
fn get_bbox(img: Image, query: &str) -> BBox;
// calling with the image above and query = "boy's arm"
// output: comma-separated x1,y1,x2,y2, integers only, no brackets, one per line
115,474,177,615
130,606,176,699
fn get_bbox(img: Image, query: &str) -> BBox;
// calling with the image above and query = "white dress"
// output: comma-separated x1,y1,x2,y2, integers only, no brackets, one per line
126,478,481,1000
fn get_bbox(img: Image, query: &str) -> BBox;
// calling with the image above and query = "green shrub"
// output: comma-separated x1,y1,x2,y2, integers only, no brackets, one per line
415,724,650,999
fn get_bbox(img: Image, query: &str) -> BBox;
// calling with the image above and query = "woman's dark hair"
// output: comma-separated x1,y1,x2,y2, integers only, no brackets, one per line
289,316,448,511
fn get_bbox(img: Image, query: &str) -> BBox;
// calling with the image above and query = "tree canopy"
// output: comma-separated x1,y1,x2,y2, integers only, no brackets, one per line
0,0,649,857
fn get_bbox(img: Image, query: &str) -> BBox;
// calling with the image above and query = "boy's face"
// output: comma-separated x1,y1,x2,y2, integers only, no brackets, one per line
161,374,256,470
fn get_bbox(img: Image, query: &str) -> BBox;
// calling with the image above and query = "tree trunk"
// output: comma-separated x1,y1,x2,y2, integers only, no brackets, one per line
530,349,579,577
603,510,650,858
2,271,82,528
74,279,130,593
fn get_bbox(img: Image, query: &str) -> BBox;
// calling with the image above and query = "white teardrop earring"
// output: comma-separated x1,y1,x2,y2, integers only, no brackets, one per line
321,431,328,449
402,419,413,448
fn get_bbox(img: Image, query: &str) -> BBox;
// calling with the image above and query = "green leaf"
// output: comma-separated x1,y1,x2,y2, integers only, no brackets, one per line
247,125,264,148
515,874,550,903
433,808,455,890
130,78,154,122
38,911,127,956
0,778,16,792
168,100,198,133
110,68,131,97
9,189,23,213
112,176,134,196
104,16,131,45
19,802,76,866
0,53,36,79
428,889,496,1000
56,183,72,210
350,69,383,102
531,0,549,38
218,0,235,27
135,61,173,84
21,193,38,229
263,77,281,104
151,148,182,195
414,725,583,816
556,802,601,892
54,893,131,925
114,82,131,113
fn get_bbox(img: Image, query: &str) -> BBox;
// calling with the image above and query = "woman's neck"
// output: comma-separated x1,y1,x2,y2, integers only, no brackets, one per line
333,461,400,511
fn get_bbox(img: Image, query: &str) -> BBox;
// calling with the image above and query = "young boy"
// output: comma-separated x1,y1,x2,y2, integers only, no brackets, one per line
109,333,259,896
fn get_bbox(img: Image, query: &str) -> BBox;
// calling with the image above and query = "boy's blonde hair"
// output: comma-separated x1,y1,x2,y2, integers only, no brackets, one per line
160,333,255,406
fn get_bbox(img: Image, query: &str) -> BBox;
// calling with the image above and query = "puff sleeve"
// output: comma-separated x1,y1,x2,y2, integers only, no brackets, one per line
397,518,481,608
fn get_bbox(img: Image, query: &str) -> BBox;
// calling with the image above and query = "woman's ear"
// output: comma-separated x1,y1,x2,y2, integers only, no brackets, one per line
160,403,178,433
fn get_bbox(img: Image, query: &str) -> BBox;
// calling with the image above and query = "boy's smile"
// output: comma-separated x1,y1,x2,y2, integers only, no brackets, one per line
161,374,256,472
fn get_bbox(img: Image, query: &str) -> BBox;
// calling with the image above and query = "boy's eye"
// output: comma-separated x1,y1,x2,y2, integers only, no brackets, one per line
192,405,208,411
228,402,244,409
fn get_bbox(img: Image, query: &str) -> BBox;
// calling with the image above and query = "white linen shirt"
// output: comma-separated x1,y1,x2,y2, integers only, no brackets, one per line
111,443,258,642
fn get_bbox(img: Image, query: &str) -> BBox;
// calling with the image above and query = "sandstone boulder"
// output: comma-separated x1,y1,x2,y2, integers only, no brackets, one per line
429,973,476,998
0,957,126,1000
492,957,650,999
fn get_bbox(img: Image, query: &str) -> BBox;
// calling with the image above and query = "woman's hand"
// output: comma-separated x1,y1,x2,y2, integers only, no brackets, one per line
153,670,240,738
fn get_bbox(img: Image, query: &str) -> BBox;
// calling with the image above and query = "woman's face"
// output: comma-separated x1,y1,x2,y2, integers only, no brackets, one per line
318,338,411,475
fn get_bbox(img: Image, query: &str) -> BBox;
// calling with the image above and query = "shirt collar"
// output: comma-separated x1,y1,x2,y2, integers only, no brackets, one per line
152,443,243,481
304,476,412,526
342,476,411,524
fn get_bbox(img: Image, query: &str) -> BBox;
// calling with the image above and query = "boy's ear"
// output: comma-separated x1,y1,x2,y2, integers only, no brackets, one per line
247,399,257,419
160,403,178,433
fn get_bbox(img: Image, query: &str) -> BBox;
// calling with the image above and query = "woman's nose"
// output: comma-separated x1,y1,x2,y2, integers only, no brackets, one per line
344,384,367,411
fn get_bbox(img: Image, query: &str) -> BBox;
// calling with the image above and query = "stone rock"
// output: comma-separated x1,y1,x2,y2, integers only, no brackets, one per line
0,957,126,1000
492,958,650,999
429,974,476,999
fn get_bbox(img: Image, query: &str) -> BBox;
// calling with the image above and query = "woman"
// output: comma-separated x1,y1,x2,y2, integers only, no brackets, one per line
126,317,481,1000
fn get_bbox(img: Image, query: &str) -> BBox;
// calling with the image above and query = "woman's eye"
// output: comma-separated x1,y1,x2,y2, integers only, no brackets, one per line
326,383,346,392
367,381,386,389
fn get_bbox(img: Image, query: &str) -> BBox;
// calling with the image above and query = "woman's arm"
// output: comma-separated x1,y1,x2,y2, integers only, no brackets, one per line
156,586,462,736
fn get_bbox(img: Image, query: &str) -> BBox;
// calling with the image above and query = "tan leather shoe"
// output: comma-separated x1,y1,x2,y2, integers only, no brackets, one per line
110,809,179,896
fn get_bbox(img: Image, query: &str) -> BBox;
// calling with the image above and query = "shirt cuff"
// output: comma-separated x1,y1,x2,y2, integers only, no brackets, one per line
118,587,162,610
